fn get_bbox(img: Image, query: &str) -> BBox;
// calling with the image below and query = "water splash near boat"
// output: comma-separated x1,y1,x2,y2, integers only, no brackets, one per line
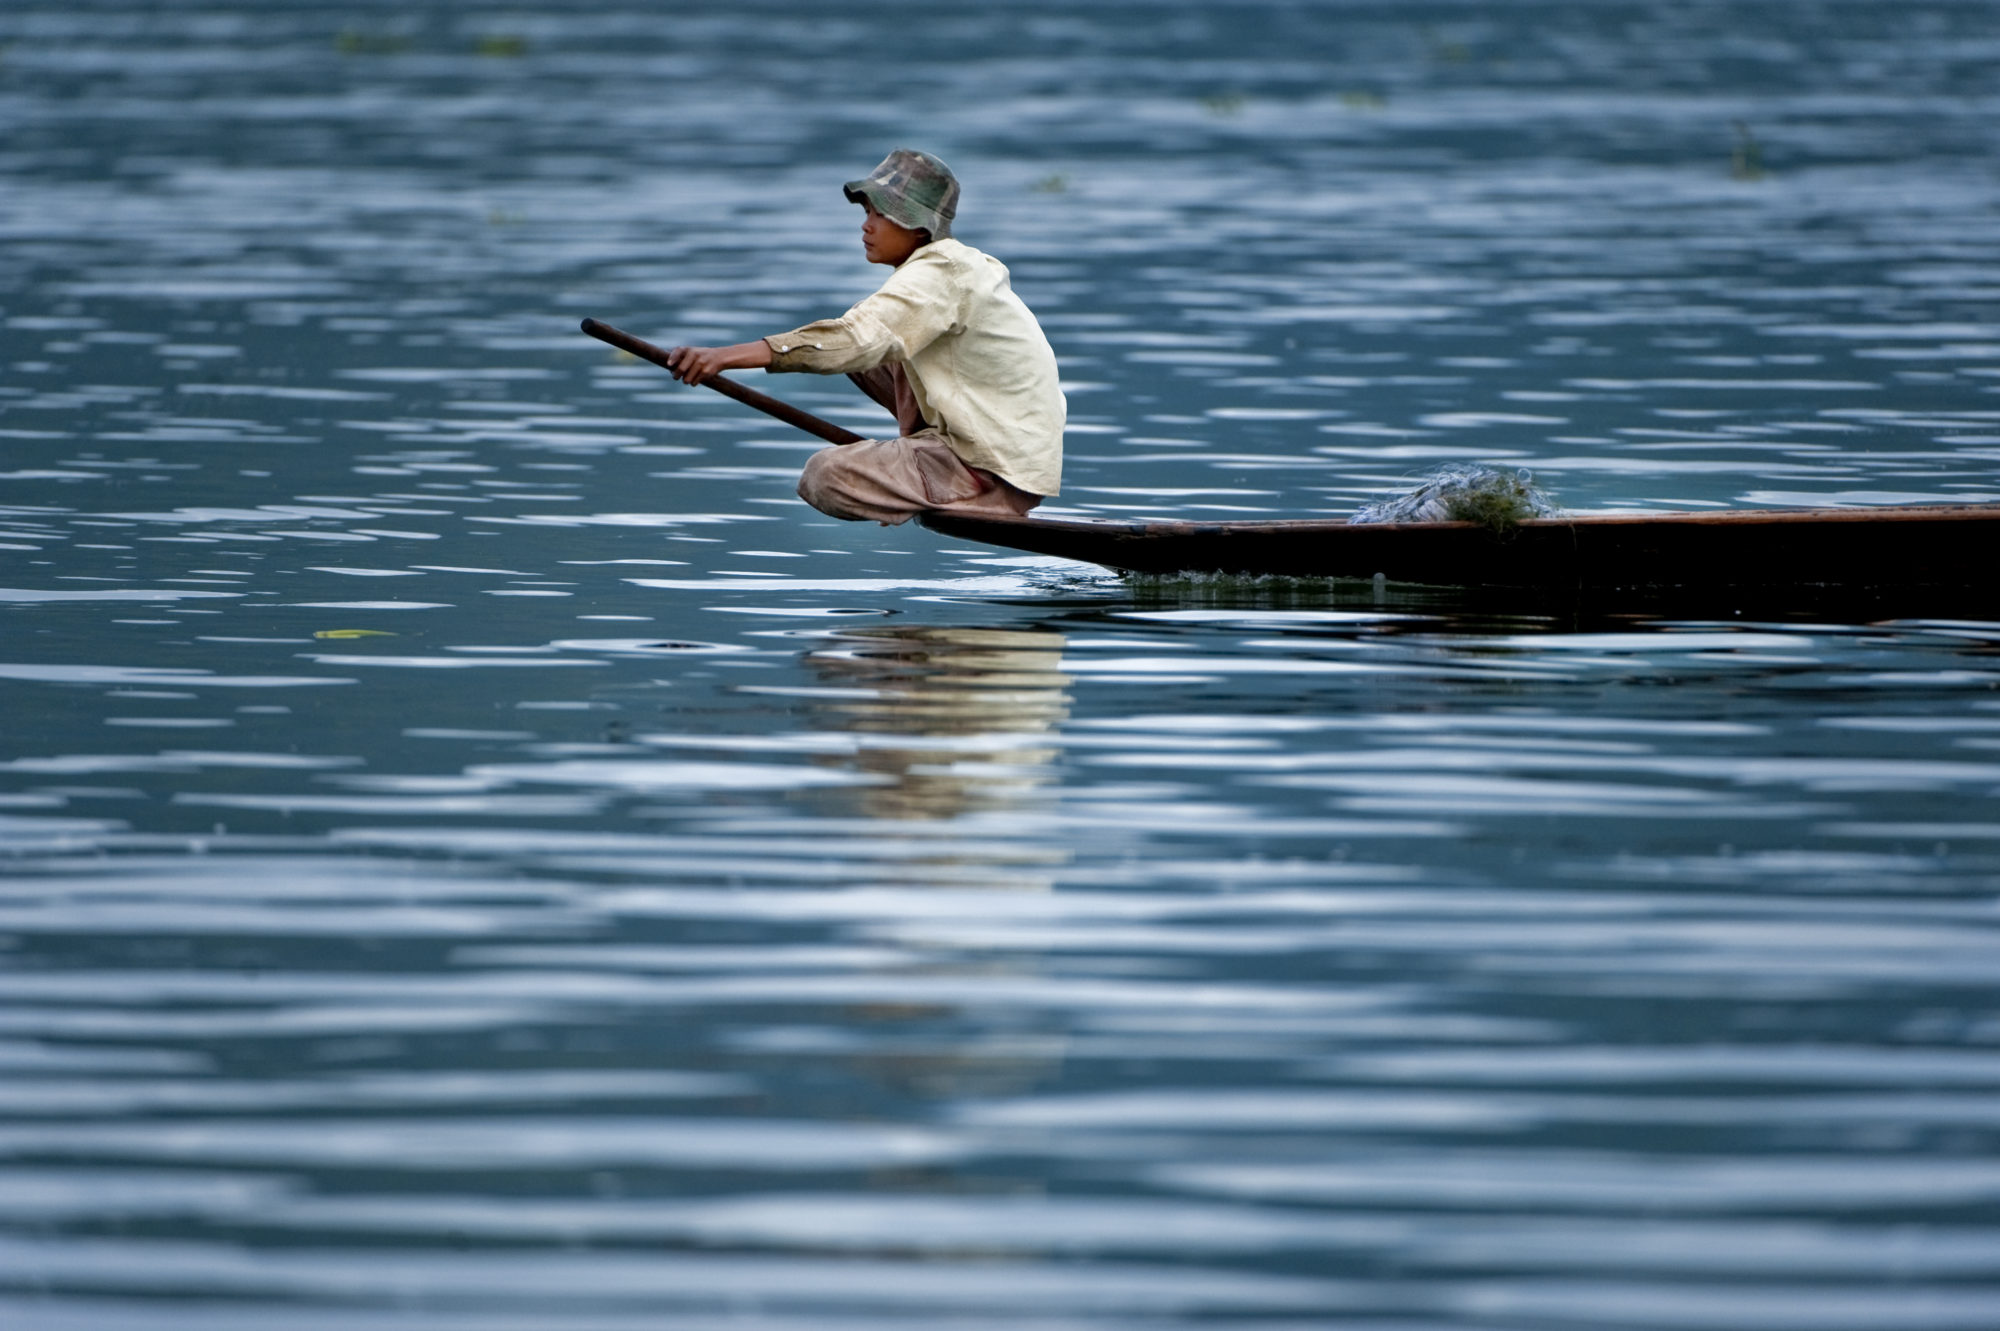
1350,465,1562,531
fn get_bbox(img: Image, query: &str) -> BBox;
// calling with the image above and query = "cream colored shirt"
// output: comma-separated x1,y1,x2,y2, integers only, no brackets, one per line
763,239,1064,496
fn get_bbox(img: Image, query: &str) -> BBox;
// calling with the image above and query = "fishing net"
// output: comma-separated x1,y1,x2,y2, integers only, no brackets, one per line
1349,464,1560,532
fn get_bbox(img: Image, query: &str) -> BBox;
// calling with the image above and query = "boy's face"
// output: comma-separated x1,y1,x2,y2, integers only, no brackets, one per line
861,204,928,267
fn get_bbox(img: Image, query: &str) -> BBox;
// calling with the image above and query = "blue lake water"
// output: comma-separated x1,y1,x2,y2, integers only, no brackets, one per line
4,2,2000,1326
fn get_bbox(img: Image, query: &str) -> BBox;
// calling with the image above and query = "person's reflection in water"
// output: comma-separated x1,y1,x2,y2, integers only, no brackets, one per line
800,624,1071,826
791,625,1076,1105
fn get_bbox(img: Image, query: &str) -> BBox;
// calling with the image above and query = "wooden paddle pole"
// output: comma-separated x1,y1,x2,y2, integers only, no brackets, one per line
580,318,865,446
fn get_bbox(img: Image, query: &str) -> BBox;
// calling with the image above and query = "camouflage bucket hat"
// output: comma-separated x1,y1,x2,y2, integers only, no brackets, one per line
843,148,958,240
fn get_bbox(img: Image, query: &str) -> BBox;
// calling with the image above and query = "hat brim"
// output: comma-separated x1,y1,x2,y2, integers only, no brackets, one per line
843,181,950,239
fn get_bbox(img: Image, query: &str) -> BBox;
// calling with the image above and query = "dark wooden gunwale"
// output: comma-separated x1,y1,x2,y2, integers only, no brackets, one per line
918,503,1999,589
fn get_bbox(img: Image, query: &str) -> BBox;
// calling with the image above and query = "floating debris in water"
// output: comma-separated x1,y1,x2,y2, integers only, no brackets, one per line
1349,465,1560,532
334,30,409,56
1731,120,1767,182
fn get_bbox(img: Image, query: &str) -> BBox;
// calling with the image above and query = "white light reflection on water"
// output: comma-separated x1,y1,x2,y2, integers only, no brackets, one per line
6,0,2000,1327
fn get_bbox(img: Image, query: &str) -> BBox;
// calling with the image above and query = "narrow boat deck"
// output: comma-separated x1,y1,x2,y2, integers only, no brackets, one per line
919,503,2000,591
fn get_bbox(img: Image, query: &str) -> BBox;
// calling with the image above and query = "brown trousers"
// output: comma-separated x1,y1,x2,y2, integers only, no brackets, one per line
795,365,1043,526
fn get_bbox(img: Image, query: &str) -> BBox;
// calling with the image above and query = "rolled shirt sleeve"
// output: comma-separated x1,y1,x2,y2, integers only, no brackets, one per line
764,252,964,374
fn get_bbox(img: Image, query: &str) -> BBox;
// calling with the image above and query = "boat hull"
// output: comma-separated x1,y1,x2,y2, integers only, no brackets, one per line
919,504,2000,591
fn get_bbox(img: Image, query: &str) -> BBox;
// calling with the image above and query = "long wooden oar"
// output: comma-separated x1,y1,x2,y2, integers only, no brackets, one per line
580,318,864,446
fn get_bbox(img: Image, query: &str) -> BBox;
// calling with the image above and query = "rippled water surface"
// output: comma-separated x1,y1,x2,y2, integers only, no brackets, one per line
5,2,2000,1326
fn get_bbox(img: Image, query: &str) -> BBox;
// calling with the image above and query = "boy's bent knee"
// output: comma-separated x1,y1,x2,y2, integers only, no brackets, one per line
797,443,917,525
796,447,856,520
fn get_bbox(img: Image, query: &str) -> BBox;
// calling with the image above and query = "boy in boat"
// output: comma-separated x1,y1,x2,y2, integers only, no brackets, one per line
663,149,1064,525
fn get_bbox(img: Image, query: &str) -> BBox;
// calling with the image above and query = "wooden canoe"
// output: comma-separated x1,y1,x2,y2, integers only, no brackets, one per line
919,503,2000,591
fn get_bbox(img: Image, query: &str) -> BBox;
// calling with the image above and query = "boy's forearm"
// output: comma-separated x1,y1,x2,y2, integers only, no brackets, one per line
663,340,773,385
